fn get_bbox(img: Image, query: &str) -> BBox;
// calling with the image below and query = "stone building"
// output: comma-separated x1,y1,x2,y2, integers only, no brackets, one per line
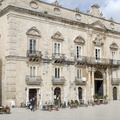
0,0,120,107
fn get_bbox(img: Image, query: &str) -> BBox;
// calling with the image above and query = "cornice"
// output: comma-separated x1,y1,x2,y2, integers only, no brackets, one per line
1,5,120,35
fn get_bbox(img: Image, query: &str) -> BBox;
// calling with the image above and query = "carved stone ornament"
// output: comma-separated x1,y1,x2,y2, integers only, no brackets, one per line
51,31,64,41
26,27,41,37
75,13,81,21
30,1,38,9
54,7,61,15
110,43,118,50
53,1,61,7
110,23,115,29
93,34,104,47
74,35,85,45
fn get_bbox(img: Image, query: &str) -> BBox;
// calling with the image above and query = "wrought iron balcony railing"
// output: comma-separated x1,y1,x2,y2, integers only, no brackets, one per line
26,76,42,85
52,76,65,85
27,50,42,57
75,77,86,85
52,53,65,60
111,78,120,85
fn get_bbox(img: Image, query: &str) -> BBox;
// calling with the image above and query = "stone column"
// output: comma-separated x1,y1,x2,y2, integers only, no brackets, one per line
91,69,94,100
103,72,106,96
26,87,29,106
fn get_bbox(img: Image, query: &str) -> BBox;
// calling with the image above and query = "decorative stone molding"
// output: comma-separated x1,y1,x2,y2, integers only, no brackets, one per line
93,34,104,47
26,27,41,37
110,43,118,50
74,35,85,45
75,13,81,21
30,1,38,9
54,7,61,15
90,20,106,30
51,31,64,41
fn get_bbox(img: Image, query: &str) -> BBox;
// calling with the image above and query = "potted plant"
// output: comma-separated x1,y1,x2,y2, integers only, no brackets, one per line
103,95,108,104
92,102,95,106
70,100,74,108
5,106,10,114
85,104,88,107
74,100,79,108
54,100,59,111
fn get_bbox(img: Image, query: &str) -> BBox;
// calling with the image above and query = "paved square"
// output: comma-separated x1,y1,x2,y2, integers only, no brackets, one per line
0,101,120,120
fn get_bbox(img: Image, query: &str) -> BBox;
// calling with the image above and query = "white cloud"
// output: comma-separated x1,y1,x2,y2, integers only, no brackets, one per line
101,0,120,22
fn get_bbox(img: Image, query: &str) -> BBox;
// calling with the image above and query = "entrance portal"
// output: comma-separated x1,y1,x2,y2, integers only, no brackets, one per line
94,71,103,96
78,87,82,99
54,87,61,106
29,89,37,100
95,80,103,96
113,87,117,100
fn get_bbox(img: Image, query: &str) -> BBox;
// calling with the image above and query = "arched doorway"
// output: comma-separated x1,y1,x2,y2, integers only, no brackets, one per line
78,87,82,100
113,87,117,100
54,87,61,106
54,87,61,100
94,71,103,96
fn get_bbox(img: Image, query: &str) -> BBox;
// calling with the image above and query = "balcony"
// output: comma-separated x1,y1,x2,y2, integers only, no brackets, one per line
110,59,120,66
86,57,110,65
52,76,65,85
75,77,86,85
27,50,42,62
52,53,65,63
26,76,42,85
111,78,120,85
75,56,87,65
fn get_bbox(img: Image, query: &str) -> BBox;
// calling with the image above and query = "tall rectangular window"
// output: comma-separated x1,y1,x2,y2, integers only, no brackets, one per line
112,51,116,59
77,69,82,78
95,47,100,60
29,39,36,53
30,66,36,77
54,42,60,54
76,45,82,59
55,67,60,78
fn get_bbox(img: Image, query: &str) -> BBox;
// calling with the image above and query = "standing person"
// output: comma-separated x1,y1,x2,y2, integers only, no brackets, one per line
30,97,35,111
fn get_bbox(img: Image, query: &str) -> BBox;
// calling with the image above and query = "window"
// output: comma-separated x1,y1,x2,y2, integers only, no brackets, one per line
77,69,82,79
112,71,116,78
55,67,60,78
95,47,100,61
112,51,116,59
54,42,60,54
76,45,82,59
29,39,36,54
30,66,36,77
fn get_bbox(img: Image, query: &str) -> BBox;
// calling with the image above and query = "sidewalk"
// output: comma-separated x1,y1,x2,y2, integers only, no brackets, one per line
0,101,120,120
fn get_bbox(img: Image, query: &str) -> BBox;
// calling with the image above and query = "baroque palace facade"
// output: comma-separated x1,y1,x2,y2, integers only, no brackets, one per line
0,0,120,107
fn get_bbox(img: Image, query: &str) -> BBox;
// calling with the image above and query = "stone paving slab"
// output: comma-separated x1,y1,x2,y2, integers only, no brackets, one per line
0,101,120,120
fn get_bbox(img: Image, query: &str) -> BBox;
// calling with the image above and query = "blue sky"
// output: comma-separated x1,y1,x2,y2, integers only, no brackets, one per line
40,0,120,23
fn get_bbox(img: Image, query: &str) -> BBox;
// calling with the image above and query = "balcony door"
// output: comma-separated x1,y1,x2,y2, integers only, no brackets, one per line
77,69,82,79
76,45,82,60
30,67,36,82
29,39,36,54
54,42,61,58
112,51,116,64
95,47,101,62
55,67,60,79
113,87,117,100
